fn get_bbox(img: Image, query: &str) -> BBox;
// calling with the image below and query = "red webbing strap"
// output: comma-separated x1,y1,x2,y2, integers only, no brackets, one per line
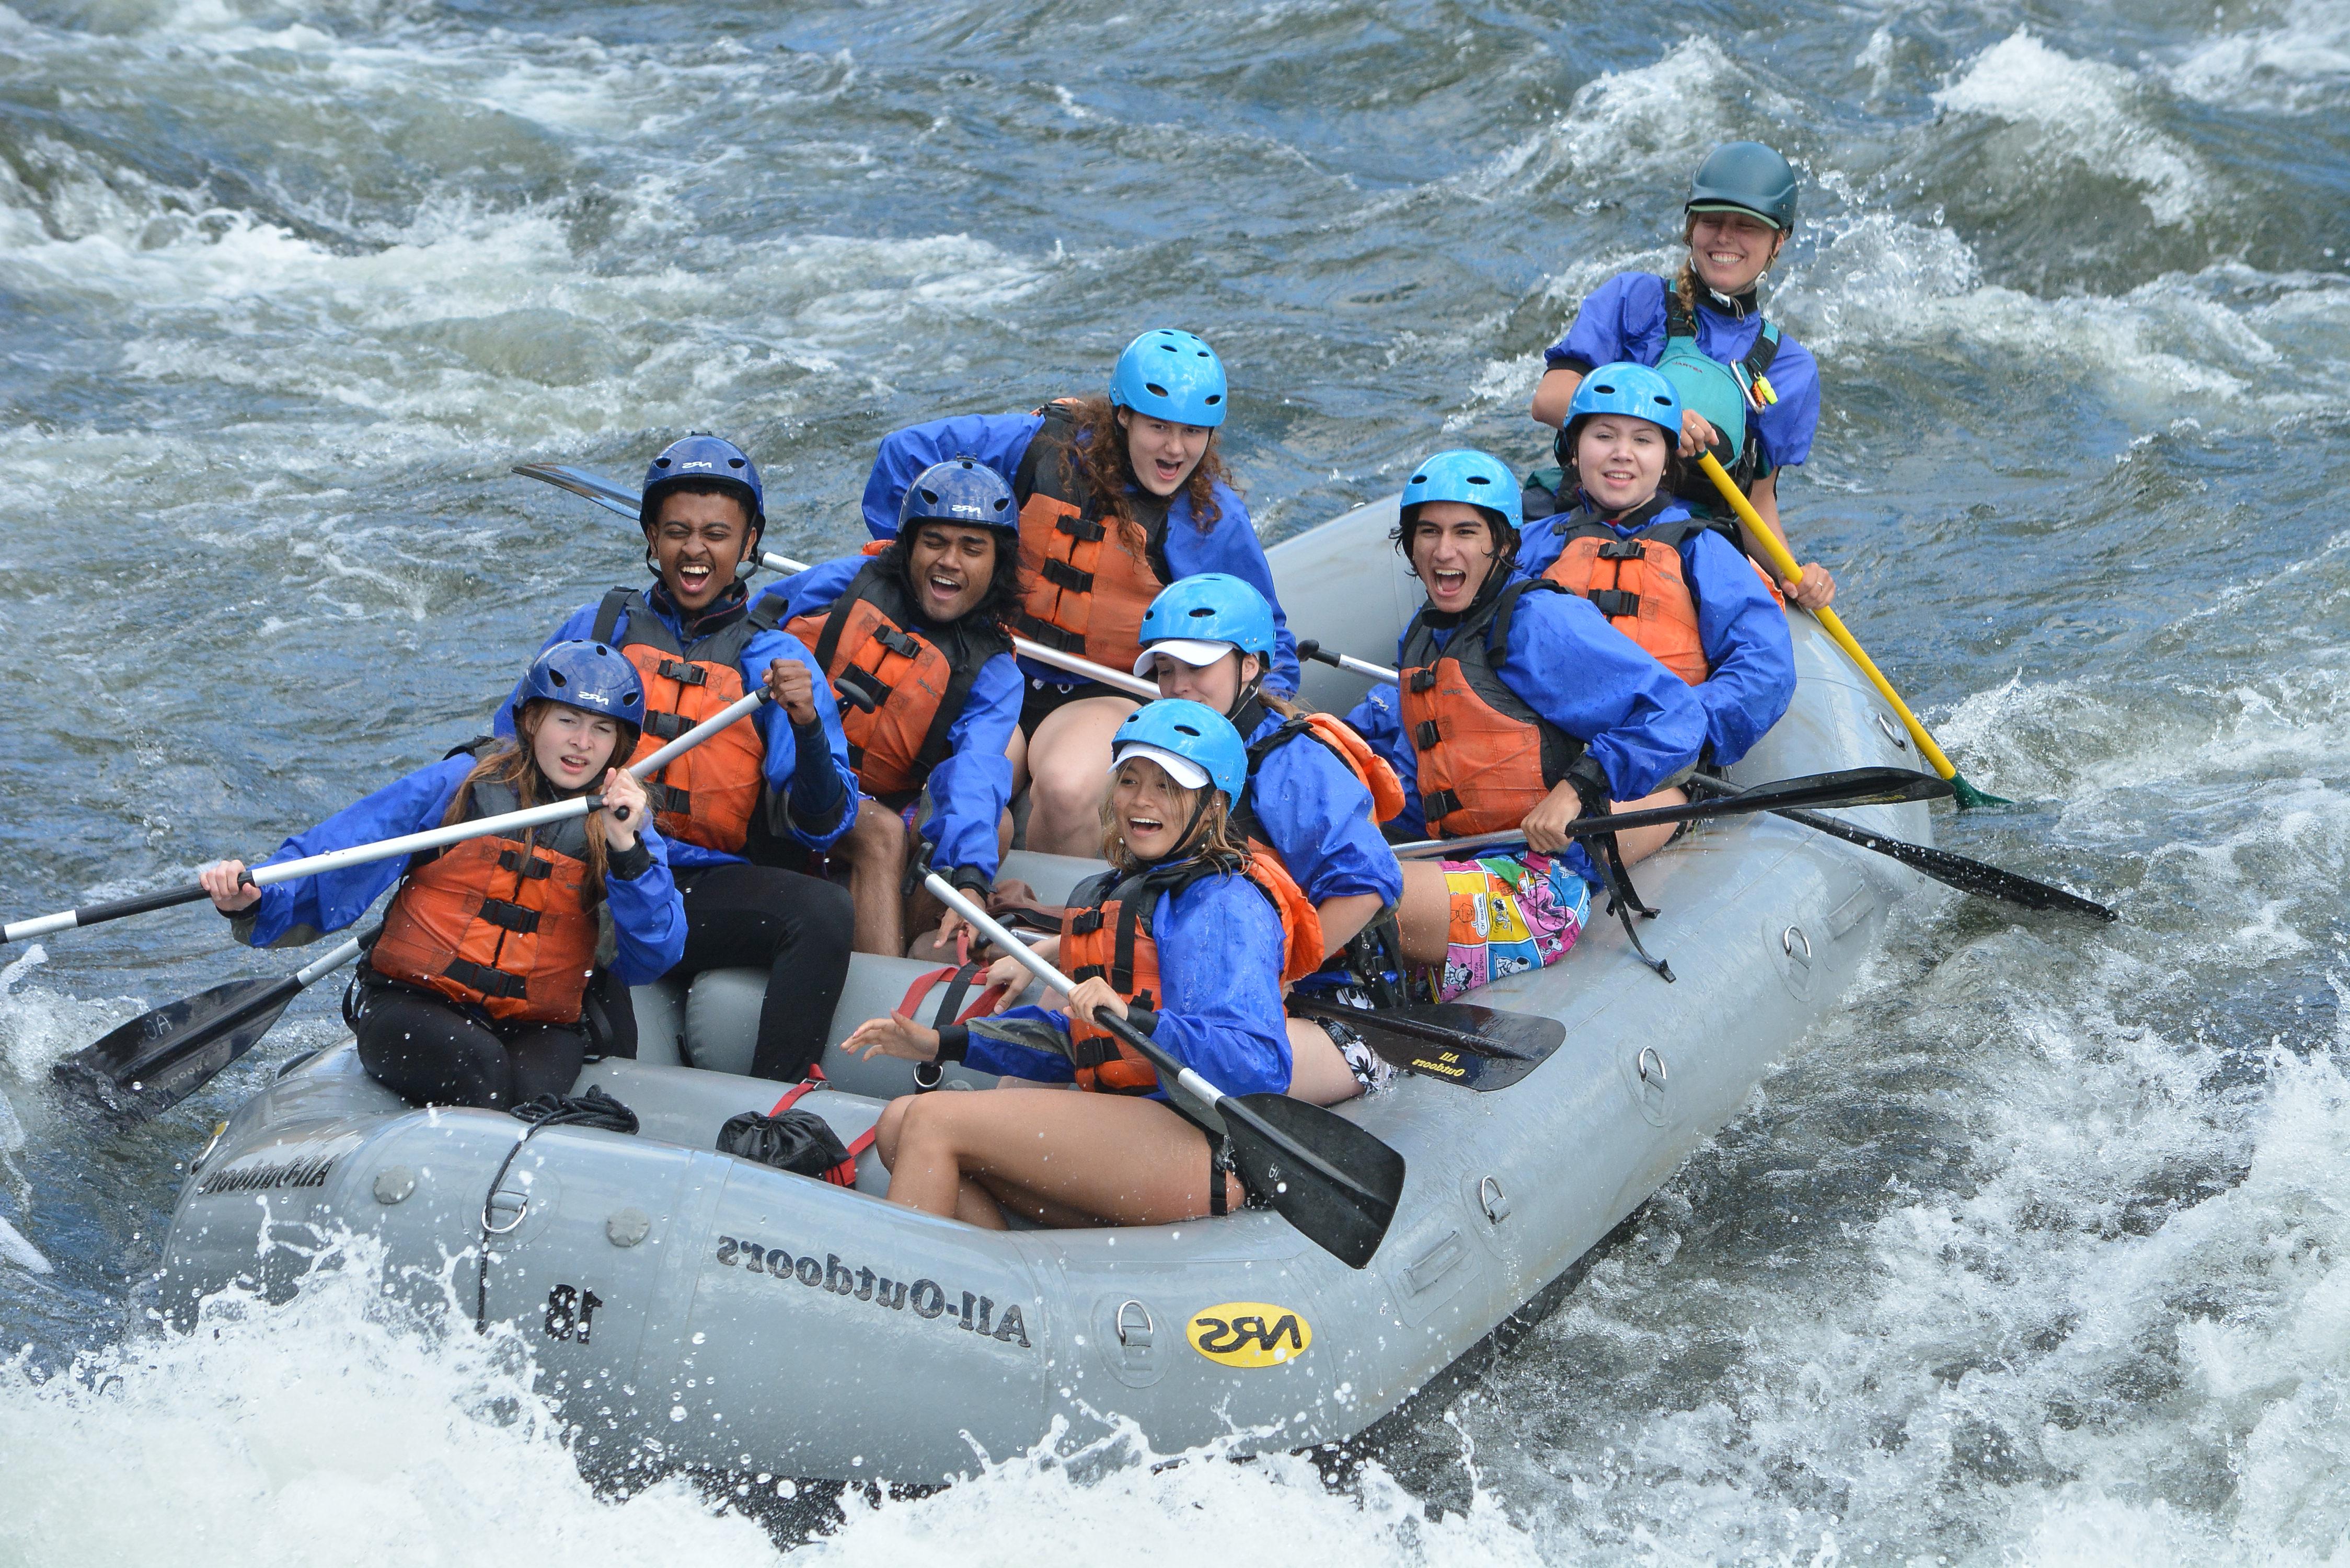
824,1125,879,1187
765,1063,829,1117
897,963,1012,1025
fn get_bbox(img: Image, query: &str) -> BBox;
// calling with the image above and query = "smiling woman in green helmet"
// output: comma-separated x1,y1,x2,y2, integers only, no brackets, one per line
1529,141,1838,612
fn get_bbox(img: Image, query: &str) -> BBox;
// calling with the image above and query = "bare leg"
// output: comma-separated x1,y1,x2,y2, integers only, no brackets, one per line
840,799,909,957
1285,1017,1363,1104
1005,718,1030,799
1396,859,1454,966
1021,696,1139,857
878,1087,1240,1223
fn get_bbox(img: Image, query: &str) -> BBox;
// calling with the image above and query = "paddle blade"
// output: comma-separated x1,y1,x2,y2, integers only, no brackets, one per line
1222,1093,1405,1269
52,975,299,1122
1735,766,1953,813
1291,998,1568,1091
1950,773,2013,810
512,462,641,521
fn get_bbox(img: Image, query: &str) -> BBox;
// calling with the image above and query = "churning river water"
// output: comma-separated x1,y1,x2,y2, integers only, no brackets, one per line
2,0,2347,1561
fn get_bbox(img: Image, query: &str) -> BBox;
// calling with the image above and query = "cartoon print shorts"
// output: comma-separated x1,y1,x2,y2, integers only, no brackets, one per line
1434,850,1593,1003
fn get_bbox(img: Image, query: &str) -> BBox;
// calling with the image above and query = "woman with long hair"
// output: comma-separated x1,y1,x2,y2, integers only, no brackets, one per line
842,700,1308,1227
1527,141,1836,609
858,330,1298,857
201,641,685,1109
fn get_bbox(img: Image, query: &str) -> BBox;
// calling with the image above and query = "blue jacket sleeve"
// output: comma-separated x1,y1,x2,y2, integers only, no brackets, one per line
1545,272,1667,375
240,757,474,947
740,628,860,852
1683,532,1796,768
1159,482,1299,695
1503,592,1707,801
960,1005,1079,1084
754,556,862,625
602,824,687,984
1345,685,1426,840
916,652,1021,886
861,413,1046,540
492,602,603,738
1748,333,1820,471
1145,874,1293,1098
1514,514,1566,579
1247,719,1403,907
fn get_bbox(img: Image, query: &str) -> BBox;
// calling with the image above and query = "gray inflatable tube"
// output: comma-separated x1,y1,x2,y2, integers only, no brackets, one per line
157,495,1935,1484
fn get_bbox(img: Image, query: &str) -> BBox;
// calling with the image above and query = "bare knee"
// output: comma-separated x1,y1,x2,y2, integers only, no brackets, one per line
846,800,907,862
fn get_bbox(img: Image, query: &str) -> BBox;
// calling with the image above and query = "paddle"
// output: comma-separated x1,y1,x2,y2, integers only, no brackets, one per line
514,462,1162,700
5,688,768,949
920,871,1405,1270
1681,773,2116,921
1694,451,2009,809
1285,995,1565,1093
45,687,770,1117
53,931,371,1122
1387,766,1954,858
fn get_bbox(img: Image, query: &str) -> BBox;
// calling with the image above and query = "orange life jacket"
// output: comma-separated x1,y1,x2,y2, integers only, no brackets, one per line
1539,502,1784,686
1059,852,1322,1094
1397,579,1588,838
784,556,1012,798
591,587,780,855
1009,399,1172,676
368,780,601,1024
1242,707,1408,825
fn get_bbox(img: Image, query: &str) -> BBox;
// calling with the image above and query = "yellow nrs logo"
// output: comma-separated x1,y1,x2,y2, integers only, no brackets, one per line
1187,1302,1312,1367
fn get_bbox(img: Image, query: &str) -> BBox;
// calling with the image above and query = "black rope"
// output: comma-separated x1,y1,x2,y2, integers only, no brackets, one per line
474,1086,638,1333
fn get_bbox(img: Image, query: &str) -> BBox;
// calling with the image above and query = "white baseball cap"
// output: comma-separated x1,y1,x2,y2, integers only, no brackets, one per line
1130,638,1238,678
1108,741,1209,791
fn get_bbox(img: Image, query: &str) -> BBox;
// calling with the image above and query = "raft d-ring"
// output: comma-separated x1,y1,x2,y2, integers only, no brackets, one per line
1115,1300,1154,1348
1637,1045,1668,1088
1875,711,1909,751
1478,1175,1512,1224
1781,925,1812,962
481,1194,529,1235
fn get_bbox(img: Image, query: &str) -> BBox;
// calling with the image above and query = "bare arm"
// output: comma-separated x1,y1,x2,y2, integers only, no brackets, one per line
1313,892,1384,961
1529,366,1585,429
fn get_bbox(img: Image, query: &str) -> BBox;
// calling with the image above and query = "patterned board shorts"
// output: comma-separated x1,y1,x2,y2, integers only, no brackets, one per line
1436,850,1594,1002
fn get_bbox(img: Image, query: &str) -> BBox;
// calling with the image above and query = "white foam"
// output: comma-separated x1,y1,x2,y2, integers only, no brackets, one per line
1933,32,2211,227
2164,0,2350,113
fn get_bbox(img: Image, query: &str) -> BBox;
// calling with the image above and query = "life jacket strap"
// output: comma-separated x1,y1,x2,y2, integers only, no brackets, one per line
1596,538,1646,561
643,711,692,740
838,664,894,709
1040,559,1094,593
1423,788,1462,822
656,658,707,687
1055,514,1106,544
1407,668,1438,694
476,898,542,935
443,956,530,1001
497,848,555,880
644,781,692,815
1013,615,1087,655
1588,588,1641,619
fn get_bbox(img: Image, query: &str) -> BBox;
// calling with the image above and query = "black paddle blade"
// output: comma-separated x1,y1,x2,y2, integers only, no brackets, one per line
1784,806,2117,920
1222,1092,1406,1270
52,975,299,1122
1289,998,1568,1091
1732,766,1953,813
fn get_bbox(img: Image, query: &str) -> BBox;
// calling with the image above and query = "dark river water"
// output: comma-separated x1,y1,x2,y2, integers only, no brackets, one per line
2,0,2347,1561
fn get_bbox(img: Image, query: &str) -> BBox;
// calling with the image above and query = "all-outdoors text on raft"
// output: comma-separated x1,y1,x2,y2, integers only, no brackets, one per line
715,1235,1033,1347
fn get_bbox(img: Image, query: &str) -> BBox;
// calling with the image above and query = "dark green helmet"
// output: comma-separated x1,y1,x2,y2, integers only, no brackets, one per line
1685,141,1798,232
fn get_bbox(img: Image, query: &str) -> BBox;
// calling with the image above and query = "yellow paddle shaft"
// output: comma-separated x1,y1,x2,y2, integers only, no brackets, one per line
1696,452,1960,784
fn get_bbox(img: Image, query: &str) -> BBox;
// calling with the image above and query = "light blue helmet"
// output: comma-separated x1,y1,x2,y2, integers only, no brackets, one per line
1399,448,1523,535
1133,573,1276,677
1109,699,1249,806
1110,329,1229,428
1565,361,1683,436
523,640,645,741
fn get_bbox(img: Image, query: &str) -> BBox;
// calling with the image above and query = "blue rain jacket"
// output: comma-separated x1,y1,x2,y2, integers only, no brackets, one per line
1546,272,1822,474
499,582,860,867
860,411,1300,694
234,754,686,985
753,555,1021,886
963,868,1291,1099
1242,707,1402,908
1515,499,1795,768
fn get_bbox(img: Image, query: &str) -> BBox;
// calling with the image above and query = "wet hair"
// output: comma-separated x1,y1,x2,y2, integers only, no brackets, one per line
1097,759,1252,877
444,699,635,890
1064,395,1232,552
881,520,1024,628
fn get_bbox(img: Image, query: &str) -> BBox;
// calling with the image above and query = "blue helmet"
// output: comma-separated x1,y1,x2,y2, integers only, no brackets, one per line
1686,141,1799,232
523,640,645,735
1110,329,1228,428
1134,573,1276,677
1399,448,1522,535
898,456,1018,536
1565,362,1683,437
1109,699,1249,806
641,435,763,530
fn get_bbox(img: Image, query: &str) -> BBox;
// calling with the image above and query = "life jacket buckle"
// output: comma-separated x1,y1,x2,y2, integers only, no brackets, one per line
443,957,530,1001
1041,559,1095,593
1070,912,1105,936
1423,789,1461,822
643,711,690,740
497,848,554,880
1588,588,1641,619
1407,669,1438,694
656,659,707,687
1596,538,1645,560
1056,515,1105,543
875,626,921,659
1413,719,1441,749
476,898,542,935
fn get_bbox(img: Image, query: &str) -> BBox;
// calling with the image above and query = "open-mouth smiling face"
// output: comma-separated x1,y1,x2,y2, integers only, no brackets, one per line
905,521,997,623
1120,411,1212,498
1110,755,1197,861
1408,501,1502,615
649,490,756,613
1687,209,1782,296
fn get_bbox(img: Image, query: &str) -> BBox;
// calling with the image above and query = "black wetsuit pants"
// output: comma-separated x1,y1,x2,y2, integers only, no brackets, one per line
353,982,589,1110
670,862,855,1082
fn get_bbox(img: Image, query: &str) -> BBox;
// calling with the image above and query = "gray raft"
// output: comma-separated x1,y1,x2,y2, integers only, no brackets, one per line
156,495,1934,1483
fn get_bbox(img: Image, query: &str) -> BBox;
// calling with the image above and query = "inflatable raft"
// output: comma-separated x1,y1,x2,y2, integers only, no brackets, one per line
155,495,1934,1484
